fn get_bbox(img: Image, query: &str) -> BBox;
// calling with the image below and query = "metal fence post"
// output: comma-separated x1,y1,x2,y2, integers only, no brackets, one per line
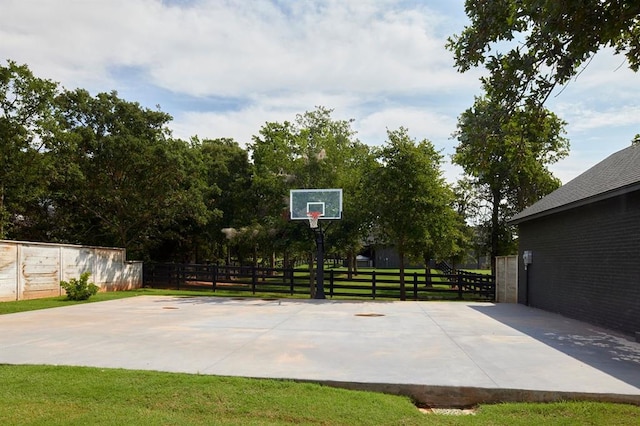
413,272,418,300
457,272,463,300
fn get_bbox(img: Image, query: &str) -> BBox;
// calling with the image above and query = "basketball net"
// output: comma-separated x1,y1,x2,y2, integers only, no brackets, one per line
307,211,322,229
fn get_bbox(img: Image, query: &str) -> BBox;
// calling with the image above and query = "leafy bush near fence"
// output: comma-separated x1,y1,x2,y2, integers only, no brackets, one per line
60,272,99,301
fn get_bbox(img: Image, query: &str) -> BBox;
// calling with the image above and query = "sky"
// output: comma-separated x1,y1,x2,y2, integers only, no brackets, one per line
1,0,639,184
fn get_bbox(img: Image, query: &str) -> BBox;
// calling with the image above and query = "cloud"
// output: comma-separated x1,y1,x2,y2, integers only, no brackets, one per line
146,1,474,97
554,104,640,133
0,0,473,97
171,104,294,146
170,91,365,144
357,107,457,146
548,48,640,112
0,0,162,88
171,97,460,150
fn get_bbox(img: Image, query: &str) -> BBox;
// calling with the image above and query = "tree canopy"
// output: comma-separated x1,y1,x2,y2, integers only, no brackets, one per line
0,61,58,238
367,128,459,299
452,96,569,270
448,0,640,106
1,61,477,268
249,107,375,271
48,89,210,259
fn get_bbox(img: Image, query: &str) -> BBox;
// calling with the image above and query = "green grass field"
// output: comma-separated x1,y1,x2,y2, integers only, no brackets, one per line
1,364,638,425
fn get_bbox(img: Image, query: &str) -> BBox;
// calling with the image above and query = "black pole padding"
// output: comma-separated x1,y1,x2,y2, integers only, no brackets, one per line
314,227,326,299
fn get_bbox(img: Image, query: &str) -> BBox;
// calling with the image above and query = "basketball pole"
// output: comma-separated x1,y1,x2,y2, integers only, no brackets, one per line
313,224,326,299
289,188,342,299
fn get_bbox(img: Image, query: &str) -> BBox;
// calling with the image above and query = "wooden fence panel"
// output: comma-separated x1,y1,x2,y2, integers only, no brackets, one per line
0,244,18,301
0,240,142,301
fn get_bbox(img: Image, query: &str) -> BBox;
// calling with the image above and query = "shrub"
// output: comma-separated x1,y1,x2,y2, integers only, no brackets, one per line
60,272,100,301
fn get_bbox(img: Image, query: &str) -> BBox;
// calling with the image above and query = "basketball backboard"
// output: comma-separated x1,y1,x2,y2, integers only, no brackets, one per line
289,189,342,220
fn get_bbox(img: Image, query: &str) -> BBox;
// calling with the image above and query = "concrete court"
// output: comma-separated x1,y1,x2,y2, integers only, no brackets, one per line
1,296,640,407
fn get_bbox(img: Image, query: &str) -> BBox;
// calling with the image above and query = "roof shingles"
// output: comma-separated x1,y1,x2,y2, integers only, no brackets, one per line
510,144,640,224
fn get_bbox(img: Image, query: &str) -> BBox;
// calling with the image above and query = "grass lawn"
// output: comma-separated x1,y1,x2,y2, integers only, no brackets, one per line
0,288,184,315
1,364,638,425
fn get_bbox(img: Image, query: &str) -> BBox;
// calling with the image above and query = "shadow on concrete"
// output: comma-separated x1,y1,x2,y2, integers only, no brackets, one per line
152,296,370,307
470,303,640,389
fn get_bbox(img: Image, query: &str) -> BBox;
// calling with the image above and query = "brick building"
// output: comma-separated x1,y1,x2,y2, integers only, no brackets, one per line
509,144,640,336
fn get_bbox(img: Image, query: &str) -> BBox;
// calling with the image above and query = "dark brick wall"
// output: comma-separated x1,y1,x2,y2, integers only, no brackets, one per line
517,190,640,336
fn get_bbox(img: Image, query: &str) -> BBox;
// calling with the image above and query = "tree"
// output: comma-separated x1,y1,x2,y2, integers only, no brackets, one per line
249,107,373,269
452,96,569,271
329,140,377,278
452,178,492,269
367,128,457,300
195,137,253,263
145,138,212,262
448,1,640,107
0,61,58,239
51,89,208,259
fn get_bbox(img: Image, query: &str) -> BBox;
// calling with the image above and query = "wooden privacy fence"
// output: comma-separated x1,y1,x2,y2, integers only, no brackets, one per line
143,263,495,301
0,240,142,301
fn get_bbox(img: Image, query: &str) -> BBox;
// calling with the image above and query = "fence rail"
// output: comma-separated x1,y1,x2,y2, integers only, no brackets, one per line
143,263,495,301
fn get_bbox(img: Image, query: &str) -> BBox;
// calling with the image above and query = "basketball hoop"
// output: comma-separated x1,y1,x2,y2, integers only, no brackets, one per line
307,211,322,229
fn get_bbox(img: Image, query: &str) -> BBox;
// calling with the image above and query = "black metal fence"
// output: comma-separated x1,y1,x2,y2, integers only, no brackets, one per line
143,263,495,301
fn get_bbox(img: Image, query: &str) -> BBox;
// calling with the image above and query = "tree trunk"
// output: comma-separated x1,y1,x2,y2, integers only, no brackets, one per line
252,243,258,267
353,252,359,275
283,249,290,282
268,251,275,277
423,252,432,288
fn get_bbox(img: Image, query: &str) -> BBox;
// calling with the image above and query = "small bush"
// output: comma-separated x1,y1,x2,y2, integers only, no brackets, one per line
60,272,100,301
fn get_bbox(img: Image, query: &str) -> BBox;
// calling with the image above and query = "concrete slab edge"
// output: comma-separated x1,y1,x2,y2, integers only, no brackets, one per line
4,362,638,408
292,380,640,409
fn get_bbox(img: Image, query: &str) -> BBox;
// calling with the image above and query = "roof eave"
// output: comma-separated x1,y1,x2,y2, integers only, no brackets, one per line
508,182,640,226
